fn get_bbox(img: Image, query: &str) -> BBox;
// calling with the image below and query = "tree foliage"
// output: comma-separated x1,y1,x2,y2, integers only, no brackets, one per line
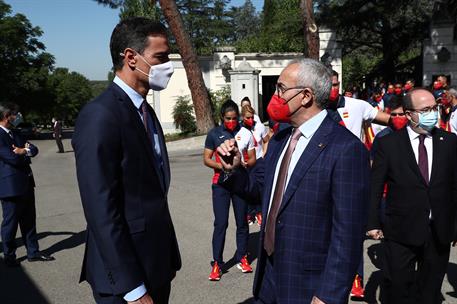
172,95,196,134
0,0,54,114
317,0,434,84
46,68,93,124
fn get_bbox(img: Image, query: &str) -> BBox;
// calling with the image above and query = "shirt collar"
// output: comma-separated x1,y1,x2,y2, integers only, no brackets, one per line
406,125,431,140
297,109,327,139
0,125,10,134
113,76,144,110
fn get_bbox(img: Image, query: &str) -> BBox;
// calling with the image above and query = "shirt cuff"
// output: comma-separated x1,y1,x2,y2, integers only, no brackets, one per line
25,148,32,156
123,283,147,301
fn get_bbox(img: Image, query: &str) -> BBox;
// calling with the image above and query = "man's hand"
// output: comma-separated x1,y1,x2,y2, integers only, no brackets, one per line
311,296,326,304
366,229,384,240
12,145,26,155
128,293,154,304
216,139,241,171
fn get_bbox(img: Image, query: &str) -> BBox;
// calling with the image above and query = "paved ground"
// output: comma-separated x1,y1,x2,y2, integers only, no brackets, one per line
1,139,457,303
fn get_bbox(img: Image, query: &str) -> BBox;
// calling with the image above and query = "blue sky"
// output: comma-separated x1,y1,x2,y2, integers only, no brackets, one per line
6,0,263,81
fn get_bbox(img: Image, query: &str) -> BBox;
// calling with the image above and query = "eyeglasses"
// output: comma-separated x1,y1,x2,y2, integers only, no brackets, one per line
275,83,306,98
390,113,405,117
406,104,438,114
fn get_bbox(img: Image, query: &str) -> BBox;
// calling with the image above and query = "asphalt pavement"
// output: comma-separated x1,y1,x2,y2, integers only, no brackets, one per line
0,139,457,303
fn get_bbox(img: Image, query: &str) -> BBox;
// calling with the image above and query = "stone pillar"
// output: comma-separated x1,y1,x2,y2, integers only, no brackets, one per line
228,58,261,113
319,27,342,91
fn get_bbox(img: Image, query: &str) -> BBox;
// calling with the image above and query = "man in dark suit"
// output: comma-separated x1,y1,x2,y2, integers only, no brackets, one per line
0,103,54,267
72,18,181,304
217,59,370,304
52,117,64,153
367,88,457,304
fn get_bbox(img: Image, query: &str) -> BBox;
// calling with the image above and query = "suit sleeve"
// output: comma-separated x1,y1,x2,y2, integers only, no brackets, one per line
367,138,389,231
72,103,144,295
218,157,265,203
315,140,370,303
0,137,28,167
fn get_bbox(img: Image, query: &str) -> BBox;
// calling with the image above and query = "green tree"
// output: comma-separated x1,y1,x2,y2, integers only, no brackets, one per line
236,0,304,53
0,0,54,114
229,0,260,42
119,0,161,20
47,68,93,124
172,95,196,133
317,0,434,83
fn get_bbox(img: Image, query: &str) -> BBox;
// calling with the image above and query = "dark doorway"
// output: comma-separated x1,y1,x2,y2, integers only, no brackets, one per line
261,75,279,121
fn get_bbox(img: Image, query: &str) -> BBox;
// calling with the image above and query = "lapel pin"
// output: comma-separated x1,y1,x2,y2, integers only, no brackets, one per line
318,143,325,148
440,137,443,141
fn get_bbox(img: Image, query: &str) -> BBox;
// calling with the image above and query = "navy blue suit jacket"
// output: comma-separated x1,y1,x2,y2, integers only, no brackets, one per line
222,115,370,303
0,128,38,199
72,83,181,295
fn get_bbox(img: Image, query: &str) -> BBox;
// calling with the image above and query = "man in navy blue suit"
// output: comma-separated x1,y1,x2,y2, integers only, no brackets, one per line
0,103,54,267
217,59,370,303
72,18,180,304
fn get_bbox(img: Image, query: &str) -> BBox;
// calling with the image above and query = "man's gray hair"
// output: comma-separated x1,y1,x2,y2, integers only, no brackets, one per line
290,58,332,109
0,103,19,121
448,87,457,98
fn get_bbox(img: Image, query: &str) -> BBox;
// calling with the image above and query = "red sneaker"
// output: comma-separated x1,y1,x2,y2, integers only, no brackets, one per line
255,212,262,227
209,262,221,281
350,274,364,298
237,255,253,273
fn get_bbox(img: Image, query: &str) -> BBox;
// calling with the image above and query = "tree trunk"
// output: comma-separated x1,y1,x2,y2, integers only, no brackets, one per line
300,0,319,60
158,0,215,134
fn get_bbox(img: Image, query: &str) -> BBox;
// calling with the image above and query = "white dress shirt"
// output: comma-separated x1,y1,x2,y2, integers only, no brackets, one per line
406,126,433,180
0,125,32,156
267,110,327,215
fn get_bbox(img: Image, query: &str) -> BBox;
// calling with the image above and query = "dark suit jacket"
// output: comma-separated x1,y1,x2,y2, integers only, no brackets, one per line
367,127,457,246
72,83,181,296
0,128,38,199
222,115,370,304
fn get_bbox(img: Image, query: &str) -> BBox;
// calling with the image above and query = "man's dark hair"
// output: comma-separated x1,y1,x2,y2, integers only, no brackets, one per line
110,17,168,71
331,70,339,78
220,99,239,120
0,103,19,121
389,95,404,110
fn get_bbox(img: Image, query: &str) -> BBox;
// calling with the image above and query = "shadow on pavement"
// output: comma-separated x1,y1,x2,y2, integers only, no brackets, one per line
446,262,457,298
237,297,255,303
364,242,384,304
222,231,260,273
0,257,50,303
0,230,86,262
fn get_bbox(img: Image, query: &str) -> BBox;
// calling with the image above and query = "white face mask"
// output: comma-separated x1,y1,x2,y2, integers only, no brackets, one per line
136,54,174,91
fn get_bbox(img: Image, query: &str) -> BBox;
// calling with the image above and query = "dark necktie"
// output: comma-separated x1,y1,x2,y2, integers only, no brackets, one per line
264,128,302,256
418,134,429,185
141,101,163,167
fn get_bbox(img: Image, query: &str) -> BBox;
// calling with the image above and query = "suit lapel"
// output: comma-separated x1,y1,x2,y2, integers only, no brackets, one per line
400,128,427,186
430,129,443,185
149,105,171,192
110,84,167,193
278,116,333,214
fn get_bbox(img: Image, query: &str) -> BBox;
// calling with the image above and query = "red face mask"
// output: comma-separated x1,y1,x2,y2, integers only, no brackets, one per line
404,84,412,91
434,81,443,90
387,88,394,94
391,116,408,130
329,87,339,102
224,120,238,132
243,117,254,128
394,88,402,95
441,95,451,107
374,96,382,102
267,94,291,123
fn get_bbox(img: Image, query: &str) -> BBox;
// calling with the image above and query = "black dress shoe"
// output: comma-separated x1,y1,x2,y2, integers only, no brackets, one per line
27,253,55,262
4,257,20,267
